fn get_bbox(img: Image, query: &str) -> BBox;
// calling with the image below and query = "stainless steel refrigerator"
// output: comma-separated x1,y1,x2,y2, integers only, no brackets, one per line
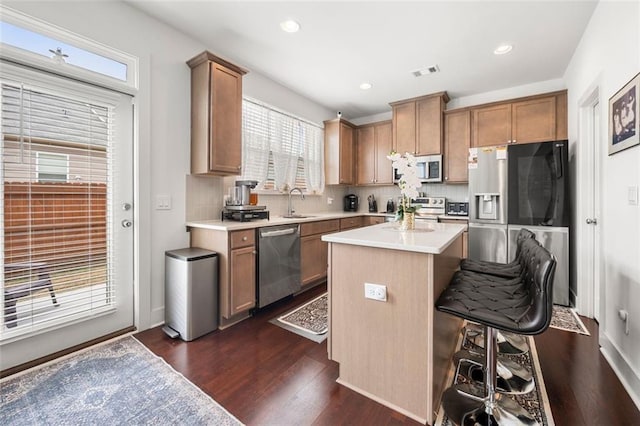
468,141,571,305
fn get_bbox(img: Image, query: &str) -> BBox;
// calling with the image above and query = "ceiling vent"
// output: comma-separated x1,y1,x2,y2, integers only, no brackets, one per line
412,65,439,77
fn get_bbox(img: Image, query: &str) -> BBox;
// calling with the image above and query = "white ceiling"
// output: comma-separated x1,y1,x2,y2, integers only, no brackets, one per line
126,0,598,119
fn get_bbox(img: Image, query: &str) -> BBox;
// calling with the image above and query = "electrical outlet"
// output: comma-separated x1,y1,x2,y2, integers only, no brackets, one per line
327,197,333,205
364,283,387,302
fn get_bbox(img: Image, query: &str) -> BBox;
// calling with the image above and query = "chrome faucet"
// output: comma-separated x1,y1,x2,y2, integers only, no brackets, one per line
287,187,305,216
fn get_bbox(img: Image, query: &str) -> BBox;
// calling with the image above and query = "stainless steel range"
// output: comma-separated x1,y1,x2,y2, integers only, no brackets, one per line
412,196,446,222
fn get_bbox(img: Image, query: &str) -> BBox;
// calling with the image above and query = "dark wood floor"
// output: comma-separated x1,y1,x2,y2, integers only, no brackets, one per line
135,284,639,425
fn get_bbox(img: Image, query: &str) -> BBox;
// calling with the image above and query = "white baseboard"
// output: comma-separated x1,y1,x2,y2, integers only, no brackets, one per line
599,332,640,411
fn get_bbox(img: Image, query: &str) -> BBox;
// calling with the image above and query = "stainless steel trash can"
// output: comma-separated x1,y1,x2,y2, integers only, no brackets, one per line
163,247,218,341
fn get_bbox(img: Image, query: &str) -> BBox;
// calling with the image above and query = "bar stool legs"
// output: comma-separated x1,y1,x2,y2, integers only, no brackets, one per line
442,327,539,426
464,323,529,355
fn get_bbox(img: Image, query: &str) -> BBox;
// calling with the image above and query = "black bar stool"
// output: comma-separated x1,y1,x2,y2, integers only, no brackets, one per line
458,228,537,355
460,228,536,278
436,238,556,425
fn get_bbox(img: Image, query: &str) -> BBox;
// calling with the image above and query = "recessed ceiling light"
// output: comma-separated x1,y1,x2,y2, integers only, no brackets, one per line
359,82,372,90
280,20,300,33
494,44,513,55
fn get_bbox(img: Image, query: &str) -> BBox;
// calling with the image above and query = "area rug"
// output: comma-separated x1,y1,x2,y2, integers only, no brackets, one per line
270,293,328,343
0,336,242,425
550,305,590,335
434,324,555,426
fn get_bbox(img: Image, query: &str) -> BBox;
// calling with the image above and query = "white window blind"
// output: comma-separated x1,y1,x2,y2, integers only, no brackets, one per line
1,81,113,334
241,98,324,193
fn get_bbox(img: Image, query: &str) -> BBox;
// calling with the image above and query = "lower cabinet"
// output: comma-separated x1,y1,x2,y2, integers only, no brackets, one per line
363,216,385,226
229,244,256,315
439,219,468,258
190,227,256,325
300,219,340,289
339,216,364,230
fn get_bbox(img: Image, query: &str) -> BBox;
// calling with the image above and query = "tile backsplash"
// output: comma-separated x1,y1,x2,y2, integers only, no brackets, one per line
186,175,468,221
186,175,347,221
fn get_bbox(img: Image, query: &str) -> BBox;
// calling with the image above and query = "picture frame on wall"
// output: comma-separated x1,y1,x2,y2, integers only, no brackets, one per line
609,72,639,155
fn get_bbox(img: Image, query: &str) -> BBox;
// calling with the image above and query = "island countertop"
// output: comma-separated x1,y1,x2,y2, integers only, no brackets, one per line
322,221,466,254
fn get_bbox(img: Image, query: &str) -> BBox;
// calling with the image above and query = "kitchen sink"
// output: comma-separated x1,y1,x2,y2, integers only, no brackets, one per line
282,214,314,219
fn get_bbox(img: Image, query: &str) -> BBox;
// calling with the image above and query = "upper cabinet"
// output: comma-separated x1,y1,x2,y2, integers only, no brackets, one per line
356,120,393,185
443,109,471,184
325,118,356,185
187,51,248,175
390,92,449,156
471,90,567,147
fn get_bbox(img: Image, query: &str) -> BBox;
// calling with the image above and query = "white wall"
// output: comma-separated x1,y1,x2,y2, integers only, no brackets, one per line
6,1,333,330
563,0,640,408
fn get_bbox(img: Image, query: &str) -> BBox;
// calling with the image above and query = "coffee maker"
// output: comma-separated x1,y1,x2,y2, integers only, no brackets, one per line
344,194,359,212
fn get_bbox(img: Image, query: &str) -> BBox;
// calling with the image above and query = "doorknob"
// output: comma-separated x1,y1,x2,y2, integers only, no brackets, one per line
121,219,133,228
585,218,598,225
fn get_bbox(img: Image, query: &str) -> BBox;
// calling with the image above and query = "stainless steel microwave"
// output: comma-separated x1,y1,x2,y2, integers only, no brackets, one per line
393,154,442,183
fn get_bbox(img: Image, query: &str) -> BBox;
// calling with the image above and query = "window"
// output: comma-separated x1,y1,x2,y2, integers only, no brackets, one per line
241,98,324,193
37,152,69,182
0,6,138,91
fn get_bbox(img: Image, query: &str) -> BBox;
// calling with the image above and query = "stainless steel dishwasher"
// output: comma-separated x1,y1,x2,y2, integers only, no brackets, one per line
257,224,301,308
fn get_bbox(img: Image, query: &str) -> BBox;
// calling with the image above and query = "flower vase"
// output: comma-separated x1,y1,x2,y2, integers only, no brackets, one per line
400,212,415,231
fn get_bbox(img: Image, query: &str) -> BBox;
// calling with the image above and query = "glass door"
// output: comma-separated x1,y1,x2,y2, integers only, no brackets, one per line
0,63,134,371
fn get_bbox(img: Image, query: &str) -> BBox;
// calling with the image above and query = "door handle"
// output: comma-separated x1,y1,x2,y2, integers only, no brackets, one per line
585,218,597,225
122,219,133,228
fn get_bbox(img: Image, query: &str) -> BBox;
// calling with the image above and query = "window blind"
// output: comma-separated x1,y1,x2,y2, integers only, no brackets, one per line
1,81,113,334
241,98,324,193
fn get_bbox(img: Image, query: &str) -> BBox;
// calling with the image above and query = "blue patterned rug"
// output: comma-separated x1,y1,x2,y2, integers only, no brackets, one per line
0,336,242,425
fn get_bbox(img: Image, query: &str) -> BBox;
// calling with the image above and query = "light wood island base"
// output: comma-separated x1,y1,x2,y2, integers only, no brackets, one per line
327,235,462,424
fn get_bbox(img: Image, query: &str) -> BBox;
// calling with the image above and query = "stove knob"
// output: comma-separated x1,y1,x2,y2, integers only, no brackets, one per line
439,199,444,204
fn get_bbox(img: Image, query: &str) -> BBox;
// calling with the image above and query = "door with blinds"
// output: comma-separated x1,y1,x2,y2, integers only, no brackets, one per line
0,63,134,371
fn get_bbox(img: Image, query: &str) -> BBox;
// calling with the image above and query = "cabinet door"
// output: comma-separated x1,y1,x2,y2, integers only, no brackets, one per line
356,126,375,185
229,245,256,315
210,63,243,174
472,103,512,147
339,122,354,184
416,96,443,155
444,110,471,183
375,121,393,184
393,102,416,154
511,96,556,144
301,234,328,287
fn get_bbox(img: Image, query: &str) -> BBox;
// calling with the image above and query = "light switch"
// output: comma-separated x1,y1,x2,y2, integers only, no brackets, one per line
628,186,638,206
156,194,172,210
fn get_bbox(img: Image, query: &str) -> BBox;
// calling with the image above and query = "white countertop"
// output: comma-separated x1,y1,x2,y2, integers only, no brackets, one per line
321,221,466,254
186,212,468,231
186,212,365,231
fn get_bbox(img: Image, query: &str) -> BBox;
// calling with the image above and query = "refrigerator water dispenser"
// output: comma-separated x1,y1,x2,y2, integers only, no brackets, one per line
475,193,500,220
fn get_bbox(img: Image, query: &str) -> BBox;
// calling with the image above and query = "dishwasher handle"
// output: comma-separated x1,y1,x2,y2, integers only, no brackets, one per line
260,227,297,238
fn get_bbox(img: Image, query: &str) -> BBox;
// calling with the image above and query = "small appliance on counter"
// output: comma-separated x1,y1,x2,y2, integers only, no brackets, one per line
222,180,269,222
344,194,359,212
367,194,377,213
386,199,395,213
446,201,469,216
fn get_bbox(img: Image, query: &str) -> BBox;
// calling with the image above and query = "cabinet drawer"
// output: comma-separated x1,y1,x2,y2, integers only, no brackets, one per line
301,219,340,237
230,229,255,248
340,216,364,230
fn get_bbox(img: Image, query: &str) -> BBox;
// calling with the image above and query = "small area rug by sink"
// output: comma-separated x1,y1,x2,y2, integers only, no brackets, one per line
270,293,328,343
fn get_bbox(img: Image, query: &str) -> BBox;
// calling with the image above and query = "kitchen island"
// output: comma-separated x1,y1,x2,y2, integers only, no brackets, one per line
322,221,465,424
